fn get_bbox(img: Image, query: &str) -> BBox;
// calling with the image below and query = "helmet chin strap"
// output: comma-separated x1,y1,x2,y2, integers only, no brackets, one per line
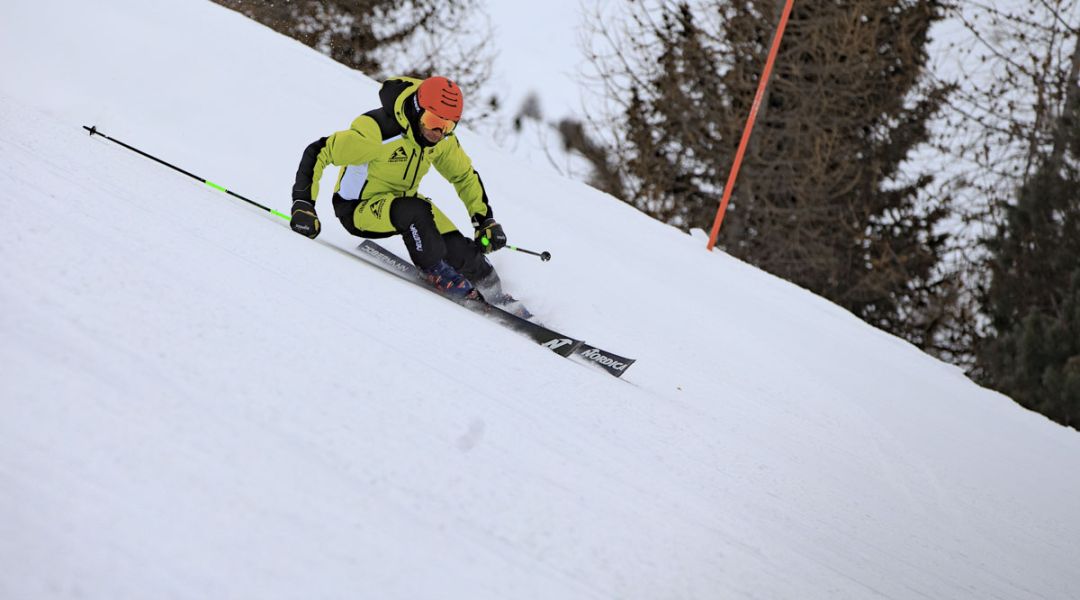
402,92,436,148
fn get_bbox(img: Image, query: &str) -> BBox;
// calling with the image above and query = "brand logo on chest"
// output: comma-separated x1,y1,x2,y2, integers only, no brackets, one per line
388,147,408,163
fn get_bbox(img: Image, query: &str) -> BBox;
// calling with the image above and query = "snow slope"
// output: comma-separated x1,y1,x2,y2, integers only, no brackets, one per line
2,1,1079,598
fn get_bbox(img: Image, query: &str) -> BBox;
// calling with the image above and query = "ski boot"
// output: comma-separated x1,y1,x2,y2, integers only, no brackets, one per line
473,269,533,319
422,260,479,300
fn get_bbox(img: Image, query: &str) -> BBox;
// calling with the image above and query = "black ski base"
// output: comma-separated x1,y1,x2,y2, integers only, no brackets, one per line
353,241,635,377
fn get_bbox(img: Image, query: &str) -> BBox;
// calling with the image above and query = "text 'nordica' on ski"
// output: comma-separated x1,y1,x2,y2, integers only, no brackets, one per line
352,240,635,378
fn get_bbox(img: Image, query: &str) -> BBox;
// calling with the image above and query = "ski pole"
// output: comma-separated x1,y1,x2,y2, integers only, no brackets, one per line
86,124,549,261
508,244,551,262
82,125,291,222
478,233,551,261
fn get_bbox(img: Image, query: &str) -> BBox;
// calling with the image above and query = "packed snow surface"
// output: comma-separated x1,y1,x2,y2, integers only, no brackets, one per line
2,1,1078,598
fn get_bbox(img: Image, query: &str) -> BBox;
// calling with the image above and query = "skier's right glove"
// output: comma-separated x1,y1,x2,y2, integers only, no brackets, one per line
290,200,320,239
474,218,506,254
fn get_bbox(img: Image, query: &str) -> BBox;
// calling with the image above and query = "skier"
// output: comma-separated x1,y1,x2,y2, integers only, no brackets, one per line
289,75,512,303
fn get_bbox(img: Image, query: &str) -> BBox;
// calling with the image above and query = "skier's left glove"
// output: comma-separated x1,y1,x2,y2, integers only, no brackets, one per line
474,218,506,254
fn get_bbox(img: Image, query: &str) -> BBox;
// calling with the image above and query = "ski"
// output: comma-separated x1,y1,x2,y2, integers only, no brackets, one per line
352,240,635,377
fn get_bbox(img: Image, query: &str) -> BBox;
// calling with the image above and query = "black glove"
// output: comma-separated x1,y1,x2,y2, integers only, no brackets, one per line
290,200,320,239
474,218,506,254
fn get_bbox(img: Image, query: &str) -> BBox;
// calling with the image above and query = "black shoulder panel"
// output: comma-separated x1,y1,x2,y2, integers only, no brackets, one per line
378,78,413,114
363,107,403,141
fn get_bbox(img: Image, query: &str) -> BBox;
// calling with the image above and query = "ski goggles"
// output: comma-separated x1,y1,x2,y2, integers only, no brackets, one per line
419,109,457,134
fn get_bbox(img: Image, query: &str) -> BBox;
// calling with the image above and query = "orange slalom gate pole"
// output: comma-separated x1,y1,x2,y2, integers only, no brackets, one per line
707,0,795,251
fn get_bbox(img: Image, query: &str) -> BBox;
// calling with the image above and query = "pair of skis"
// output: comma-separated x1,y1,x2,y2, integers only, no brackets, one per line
353,241,635,378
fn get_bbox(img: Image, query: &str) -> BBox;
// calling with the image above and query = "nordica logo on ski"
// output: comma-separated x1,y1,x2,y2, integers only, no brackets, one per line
541,338,575,350
581,348,630,372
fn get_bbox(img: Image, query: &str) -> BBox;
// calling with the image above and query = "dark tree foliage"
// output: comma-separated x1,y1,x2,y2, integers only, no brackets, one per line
214,0,494,113
976,39,1080,429
923,1,1080,372
595,0,954,351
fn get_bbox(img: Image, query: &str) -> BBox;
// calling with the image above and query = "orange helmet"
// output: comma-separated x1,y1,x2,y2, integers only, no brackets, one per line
417,76,463,122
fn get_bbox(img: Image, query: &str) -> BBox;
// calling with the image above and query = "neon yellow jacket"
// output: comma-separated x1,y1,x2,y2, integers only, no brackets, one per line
292,76,492,226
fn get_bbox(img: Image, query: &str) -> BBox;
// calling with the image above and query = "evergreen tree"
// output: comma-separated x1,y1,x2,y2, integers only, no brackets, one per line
925,1,1080,371
213,0,494,107
977,70,1080,427
591,0,953,349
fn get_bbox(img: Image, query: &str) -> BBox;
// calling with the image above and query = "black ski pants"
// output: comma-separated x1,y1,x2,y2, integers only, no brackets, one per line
333,193,491,280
